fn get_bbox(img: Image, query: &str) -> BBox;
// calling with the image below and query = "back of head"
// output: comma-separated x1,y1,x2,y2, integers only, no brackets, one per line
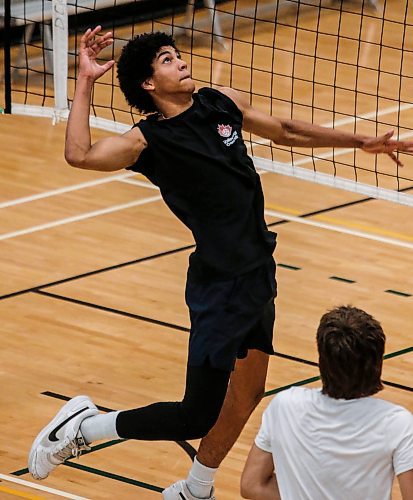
317,306,385,399
117,32,176,114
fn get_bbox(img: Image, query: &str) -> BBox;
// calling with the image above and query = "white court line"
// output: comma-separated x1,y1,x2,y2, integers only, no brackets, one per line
264,208,413,250
0,172,136,209
118,177,160,190
1,178,411,247
316,103,413,129
0,195,162,241
0,473,89,500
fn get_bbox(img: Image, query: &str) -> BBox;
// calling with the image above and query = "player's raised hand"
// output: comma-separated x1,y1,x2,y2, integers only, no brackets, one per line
361,130,413,167
78,26,115,81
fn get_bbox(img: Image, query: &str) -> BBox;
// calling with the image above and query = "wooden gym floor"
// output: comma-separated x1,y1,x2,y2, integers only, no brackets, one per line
0,0,412,498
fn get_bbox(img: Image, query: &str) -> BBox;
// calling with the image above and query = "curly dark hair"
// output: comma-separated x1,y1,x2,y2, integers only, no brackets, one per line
117,32,177,114
317,306,385,399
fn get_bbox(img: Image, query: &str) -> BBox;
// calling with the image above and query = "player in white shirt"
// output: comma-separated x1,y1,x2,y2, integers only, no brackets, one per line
241,306,413,500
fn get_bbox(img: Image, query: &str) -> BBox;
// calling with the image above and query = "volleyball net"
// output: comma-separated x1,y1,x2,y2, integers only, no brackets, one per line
3,0,413,205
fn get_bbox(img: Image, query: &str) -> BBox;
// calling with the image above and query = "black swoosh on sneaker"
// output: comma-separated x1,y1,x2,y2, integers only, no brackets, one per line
179,494,187,500
48,407,89,442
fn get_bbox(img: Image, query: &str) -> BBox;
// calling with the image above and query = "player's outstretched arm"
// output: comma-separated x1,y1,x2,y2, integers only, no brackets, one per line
65,26,146,171
220,87,413,167
240,444,280,500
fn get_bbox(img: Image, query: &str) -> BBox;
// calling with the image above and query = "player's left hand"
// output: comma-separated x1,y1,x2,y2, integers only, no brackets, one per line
361,130,413,167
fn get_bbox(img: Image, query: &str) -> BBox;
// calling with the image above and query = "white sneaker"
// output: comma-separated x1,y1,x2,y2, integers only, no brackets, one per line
28,395,98,480
163,480,216,500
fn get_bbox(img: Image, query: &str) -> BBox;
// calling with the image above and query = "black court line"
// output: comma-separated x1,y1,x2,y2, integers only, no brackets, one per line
278,263,301,271
267,197,371,228
382,380,413,392
32,290,413,391
5,187,413,302
265,189,413,229
329,276,356,284
268,184,413,226
33,290,190,333
385,289,412,298
273,351,318,367
0,244,195,301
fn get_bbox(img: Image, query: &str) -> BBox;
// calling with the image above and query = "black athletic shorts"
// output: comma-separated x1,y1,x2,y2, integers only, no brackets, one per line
185,258,277,371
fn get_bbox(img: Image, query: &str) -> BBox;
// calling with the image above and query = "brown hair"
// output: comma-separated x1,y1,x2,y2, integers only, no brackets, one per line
317,306,385,399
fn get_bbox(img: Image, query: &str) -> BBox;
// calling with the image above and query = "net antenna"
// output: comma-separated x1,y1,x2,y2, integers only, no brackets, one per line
4,0,413,207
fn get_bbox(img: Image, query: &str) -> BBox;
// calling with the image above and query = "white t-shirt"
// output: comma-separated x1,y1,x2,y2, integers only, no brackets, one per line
255,387,413,500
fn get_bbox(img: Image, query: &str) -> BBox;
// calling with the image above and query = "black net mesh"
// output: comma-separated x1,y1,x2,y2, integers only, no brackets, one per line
4,0,413,193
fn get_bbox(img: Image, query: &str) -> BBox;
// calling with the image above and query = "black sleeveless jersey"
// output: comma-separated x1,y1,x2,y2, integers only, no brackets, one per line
127,87,276,280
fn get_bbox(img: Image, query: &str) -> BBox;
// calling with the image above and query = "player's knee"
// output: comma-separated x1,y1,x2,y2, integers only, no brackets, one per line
187,410,219,438
181,403,220,439
186,420,215,439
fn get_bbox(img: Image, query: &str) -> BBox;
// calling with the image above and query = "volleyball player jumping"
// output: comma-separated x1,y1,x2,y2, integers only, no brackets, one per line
29,26,413,499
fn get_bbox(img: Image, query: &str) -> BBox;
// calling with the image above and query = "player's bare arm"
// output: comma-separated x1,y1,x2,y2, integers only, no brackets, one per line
220,87,413,167
65,26,146,171
240,444,280,500
398,469,413,500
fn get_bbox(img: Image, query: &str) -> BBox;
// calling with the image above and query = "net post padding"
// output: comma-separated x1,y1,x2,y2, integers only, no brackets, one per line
52,0,69,123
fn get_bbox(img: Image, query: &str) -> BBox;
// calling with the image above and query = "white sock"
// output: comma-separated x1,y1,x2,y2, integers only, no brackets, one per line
186,456,217,499
79,411,120,444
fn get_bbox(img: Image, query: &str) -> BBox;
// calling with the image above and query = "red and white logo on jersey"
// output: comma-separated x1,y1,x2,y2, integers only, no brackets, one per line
217,124,232,138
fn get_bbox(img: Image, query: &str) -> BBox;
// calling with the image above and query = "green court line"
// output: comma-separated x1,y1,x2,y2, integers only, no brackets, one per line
384,346,413,359
12,347,412,487
11,468,28,476
264,345,413,399
11,440,124,477
12,450,164,494
84,439,125,454
264,376,320,398
385,289,412,297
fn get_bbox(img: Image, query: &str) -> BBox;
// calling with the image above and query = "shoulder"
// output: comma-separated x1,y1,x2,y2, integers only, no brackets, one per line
217,87,254,116
127,122,147,139
198,86,245,115
381,401,413,426
268,386,317,411
364,398,413,432
280,385,317,400
131,117,158,143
